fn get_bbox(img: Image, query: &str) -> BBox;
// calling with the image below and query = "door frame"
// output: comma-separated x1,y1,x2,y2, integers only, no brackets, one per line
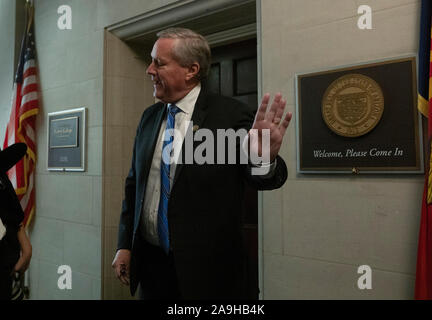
106,0,265,299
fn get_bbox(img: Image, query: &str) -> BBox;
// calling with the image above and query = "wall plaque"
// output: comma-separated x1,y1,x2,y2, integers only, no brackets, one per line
47,108,86,171
296,57,423,174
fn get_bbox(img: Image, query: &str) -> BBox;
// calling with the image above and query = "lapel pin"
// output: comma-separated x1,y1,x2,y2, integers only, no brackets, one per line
193,125,199,132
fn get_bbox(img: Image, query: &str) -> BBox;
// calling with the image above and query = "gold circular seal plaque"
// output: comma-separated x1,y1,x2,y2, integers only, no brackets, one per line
322,74,384,137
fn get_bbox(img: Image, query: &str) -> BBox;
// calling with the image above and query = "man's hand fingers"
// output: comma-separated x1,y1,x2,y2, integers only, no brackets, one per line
112,249,131,285
119,273,130,285
273,98,286,125
255,93,270,123
114,265,127,285
113,258,130,286
265,93,282,122
279,111,292,137
119,265,130,285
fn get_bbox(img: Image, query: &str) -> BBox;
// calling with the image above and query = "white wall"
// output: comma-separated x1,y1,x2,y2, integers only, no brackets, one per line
0,0,16,145
2,0,423,300
260,0,423,299
28,0,177,300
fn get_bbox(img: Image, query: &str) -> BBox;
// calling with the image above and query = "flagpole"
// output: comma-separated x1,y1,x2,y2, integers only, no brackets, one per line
25,0,34,34
23,0,34,299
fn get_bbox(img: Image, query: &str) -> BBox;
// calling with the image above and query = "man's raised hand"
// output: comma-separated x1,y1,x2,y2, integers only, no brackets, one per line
249,93,292,162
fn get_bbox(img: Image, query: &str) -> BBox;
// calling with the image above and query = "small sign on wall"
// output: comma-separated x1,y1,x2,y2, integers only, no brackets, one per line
47,108,86,171
295,56,423,174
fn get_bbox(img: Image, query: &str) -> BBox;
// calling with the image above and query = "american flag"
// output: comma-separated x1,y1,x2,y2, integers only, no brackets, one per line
3,5,39,228
415,0,432,300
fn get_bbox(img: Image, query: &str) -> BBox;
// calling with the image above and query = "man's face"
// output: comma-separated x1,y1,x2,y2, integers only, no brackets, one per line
146,38,192,103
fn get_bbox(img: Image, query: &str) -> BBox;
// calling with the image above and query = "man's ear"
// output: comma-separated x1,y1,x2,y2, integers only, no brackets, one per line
185,62,200,81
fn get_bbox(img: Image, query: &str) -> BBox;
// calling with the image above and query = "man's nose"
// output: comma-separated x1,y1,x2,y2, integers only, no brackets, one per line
146,62,155,75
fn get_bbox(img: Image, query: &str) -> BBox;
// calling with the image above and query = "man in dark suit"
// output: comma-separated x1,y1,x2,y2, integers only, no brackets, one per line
112,28,292,299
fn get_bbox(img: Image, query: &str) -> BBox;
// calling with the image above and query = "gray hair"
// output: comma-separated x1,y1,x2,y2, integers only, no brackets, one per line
156,27,211,81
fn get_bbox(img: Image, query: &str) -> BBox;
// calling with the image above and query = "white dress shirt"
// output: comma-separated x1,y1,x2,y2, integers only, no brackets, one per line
140,83,277,246
0,217,5,241
141,84,201,246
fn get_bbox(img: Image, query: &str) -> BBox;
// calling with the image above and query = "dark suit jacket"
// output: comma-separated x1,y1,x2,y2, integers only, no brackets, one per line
117,85,288,299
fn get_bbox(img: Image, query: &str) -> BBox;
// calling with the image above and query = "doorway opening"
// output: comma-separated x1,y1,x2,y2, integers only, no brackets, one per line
208,39,259,299
102,0,260,299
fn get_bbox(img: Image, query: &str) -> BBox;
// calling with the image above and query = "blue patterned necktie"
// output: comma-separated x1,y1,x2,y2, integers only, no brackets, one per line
158,104,181,254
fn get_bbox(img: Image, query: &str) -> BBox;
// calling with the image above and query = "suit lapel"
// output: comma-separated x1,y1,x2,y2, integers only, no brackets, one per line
172,85,211,189
137,103,167,192
134,102,167,234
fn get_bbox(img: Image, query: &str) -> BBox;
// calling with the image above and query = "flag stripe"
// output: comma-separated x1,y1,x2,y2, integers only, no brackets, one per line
23,59,35,70
2,5,39,229
23,66,36,79
22,82,37,96
19,100,39,117
20,91,37,106
22,74,36,87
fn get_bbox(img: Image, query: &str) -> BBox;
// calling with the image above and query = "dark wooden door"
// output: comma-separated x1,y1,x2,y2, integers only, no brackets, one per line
207,38,259,299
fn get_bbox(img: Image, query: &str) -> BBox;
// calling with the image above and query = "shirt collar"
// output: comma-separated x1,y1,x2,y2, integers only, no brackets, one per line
167,83,201,115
